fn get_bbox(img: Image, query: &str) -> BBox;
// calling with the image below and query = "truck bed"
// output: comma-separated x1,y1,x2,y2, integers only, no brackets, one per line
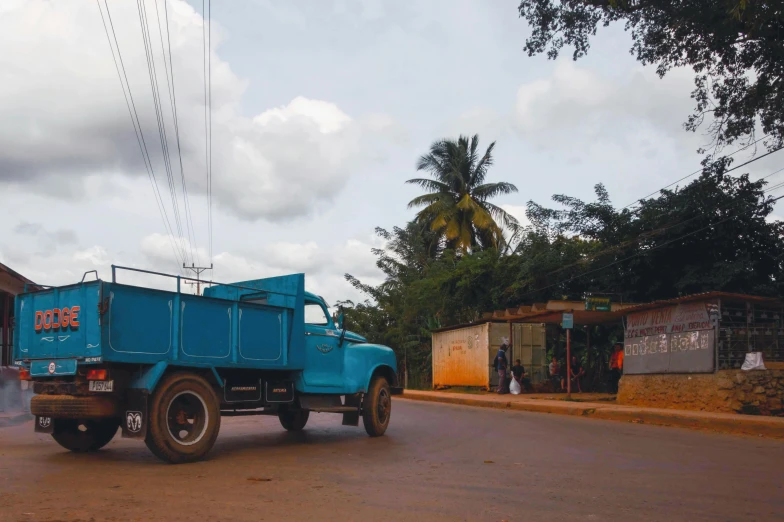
14,273,306,374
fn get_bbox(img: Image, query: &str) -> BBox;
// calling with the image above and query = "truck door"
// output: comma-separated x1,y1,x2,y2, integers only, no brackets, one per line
302,300,344,388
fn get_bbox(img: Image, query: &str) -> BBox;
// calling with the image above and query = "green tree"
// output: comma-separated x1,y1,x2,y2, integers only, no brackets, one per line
407,135,520,252
517,0,784,151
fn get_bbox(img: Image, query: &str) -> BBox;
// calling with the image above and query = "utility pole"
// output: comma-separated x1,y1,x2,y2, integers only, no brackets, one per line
183,263,213,295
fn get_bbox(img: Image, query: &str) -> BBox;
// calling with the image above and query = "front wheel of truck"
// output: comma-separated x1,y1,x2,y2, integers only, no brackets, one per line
145,372,221,464
51,418,120,452
362,376,391,437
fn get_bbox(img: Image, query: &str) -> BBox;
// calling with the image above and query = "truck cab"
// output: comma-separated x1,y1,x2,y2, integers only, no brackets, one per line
14,266,400,463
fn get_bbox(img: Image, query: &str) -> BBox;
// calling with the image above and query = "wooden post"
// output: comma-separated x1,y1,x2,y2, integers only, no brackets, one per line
566,328,572,398
586,325,591,378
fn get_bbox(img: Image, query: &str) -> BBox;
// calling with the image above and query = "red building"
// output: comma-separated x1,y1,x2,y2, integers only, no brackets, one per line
0,262,40,367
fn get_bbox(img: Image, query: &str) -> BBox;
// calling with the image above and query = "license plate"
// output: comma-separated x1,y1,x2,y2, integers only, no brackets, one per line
89,380,114,392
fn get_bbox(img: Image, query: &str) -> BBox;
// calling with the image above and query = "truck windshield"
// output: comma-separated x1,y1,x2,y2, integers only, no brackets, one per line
304,302,329,326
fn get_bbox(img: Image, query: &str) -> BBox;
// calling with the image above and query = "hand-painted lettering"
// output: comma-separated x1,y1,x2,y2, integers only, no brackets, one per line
34,306,80,332
43,310,53,330
70,306,80,328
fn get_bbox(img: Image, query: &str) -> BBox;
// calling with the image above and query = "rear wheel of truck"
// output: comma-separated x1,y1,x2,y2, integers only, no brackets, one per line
51,418,120,452
145,373,221,464
278,407,309,431
362,376,391,437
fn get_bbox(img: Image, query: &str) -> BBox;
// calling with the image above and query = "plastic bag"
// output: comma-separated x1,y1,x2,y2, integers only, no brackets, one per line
741,352,766,371
509,377,521,395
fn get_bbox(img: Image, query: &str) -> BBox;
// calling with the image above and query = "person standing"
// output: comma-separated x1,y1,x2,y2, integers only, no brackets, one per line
609,343,624,393
549,358,560,392
570,355,585,393
494,339,509,394
511,359,532,393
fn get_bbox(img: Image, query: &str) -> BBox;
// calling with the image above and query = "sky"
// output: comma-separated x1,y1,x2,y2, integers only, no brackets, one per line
1,0,782,307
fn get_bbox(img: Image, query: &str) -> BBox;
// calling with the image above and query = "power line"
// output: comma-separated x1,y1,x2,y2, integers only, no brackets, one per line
97,0,184,269
533,164,784,282
137,0,189,265
621,140,782,211
157,0,200,266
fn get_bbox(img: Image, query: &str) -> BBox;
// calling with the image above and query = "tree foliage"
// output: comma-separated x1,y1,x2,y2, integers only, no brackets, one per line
517,0,784,151
407,135,520,251
345,163,784,387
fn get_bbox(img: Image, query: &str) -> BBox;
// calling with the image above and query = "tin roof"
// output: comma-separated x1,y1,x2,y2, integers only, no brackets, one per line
432,292,783,332
0,261,40,295
611,291,783,315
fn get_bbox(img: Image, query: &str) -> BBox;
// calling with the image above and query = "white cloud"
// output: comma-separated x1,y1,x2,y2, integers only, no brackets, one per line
260,241,321,273
514,61,699,157
0,0,374,222
254,97,351,134
72,246,111,267
138,233,383,301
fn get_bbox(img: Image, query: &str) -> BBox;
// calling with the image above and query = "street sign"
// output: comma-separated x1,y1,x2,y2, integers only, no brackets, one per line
585,296,611,312
561,312,573,329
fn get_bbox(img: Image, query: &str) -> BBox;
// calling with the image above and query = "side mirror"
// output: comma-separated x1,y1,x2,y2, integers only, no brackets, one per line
337,312,345,330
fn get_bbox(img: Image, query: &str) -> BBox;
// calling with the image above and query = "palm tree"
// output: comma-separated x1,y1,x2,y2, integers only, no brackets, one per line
406,134,519,252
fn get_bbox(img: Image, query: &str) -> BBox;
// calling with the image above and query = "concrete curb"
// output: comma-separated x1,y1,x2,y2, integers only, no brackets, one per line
399,391,784,440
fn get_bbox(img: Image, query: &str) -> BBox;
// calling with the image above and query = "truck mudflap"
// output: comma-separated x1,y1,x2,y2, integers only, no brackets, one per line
34,416,54,434
390,387,404,395
121,389,149,439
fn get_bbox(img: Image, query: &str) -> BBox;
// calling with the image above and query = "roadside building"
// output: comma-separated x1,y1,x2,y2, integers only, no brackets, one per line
1,262,40,367
0,262,40,412
431,299,637,390
616,292,784,416
431,322,547,389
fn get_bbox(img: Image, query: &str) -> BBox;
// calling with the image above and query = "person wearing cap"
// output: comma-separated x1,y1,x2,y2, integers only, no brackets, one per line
609,343,624,393
493,338,510,394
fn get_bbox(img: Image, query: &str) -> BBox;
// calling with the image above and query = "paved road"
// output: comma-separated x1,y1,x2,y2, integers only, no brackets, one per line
0,400,782,521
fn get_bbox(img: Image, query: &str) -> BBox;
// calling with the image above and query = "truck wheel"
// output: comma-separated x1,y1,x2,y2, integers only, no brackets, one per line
362,376,391,437
278,407,309,431
145,373,220,464
51,418,120,452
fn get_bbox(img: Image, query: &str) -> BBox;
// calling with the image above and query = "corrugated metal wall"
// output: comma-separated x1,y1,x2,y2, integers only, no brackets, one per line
432,324,490,387
489,323,547,385
432,322,547,388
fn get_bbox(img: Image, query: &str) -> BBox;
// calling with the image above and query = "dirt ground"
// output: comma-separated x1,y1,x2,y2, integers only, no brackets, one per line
0,400,783,522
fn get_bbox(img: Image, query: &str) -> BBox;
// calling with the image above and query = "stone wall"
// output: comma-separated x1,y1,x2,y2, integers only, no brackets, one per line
617,369,784,416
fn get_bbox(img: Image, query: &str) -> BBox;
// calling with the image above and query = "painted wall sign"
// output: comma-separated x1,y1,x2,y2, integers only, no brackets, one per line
624,301,716,374
625,302,710,338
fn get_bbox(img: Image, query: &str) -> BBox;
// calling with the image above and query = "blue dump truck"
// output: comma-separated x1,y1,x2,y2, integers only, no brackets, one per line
12,266,399,464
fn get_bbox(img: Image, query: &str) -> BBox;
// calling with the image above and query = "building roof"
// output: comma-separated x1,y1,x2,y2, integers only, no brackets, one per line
0,262,40,296
432,292,783,332
611,291,783,315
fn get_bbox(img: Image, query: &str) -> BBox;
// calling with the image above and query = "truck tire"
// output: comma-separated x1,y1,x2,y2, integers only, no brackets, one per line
362,376,391,437
144,372,221,464
278,407,309,431
51,418,120,452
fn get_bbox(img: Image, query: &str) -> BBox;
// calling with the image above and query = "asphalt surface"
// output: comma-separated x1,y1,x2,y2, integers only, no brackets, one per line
0,400,782,522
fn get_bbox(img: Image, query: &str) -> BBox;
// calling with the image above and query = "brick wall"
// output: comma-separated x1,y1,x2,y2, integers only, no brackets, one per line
617,369,784,416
